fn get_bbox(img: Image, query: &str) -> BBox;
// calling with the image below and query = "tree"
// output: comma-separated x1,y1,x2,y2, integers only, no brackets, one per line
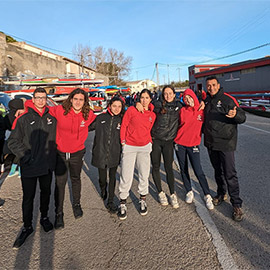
72,44,132,85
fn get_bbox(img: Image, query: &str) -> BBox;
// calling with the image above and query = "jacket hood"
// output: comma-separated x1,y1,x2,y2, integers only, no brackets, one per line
183,89,200,109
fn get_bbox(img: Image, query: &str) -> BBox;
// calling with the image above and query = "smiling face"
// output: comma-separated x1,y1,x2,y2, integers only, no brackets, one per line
110,100,122,115
184,95,194,107
206,79,220,97
163,87,175,103
32,92,47,112
140,92,151,109
71,93,85,113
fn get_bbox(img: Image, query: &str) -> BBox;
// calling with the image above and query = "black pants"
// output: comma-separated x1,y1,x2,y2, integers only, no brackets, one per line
175,144,210,195
21,172,52,227
151,139,175,194
208,149,242,207
55,149,85,214
98,166,117,203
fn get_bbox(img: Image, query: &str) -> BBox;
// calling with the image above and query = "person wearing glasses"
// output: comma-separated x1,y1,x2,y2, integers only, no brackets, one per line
8,88,57,249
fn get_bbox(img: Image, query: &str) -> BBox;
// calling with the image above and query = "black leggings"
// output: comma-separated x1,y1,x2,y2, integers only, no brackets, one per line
151,139,175,194
54,149,85,214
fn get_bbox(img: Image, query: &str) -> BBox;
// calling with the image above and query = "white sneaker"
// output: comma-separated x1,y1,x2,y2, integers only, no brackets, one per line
204,194,214,210
170,193,179,209
185,191,194,204
158,191,168,206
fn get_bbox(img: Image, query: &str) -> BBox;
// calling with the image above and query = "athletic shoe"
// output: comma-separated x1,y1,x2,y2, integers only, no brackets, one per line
13,226,34,249
170,193,179,209
73,204,83,219
139,199,148,216
40,217,53,233
1,164,4,173
158,191,168,206
232,207,243,222
212,194,228,206
107,202,118,214
7,164,18,178
204,194,214,210
118,203,127,220
54,213,64,229
185,190,194,204
0,198,5,207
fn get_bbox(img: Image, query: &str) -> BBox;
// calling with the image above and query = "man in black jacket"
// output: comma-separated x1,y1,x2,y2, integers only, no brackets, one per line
8,88,57,248
204,76,246,221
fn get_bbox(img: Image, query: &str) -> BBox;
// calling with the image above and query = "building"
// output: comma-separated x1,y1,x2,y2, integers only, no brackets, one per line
189,56,270,94
0,32,108,85
125,79,157,93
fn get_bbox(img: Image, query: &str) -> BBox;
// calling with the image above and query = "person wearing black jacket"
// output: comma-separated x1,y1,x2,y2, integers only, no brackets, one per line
90,97,124,213
204,76,246,221
8,88,57,249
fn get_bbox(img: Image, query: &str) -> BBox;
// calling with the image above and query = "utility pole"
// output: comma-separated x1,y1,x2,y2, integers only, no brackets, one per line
155,62,160,86
80,54,84,78
167,64,170,84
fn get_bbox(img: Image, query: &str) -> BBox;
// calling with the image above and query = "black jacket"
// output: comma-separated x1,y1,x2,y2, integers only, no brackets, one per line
203,89,246,151
151,99,183,141
91,111,122,169
8,106,57,177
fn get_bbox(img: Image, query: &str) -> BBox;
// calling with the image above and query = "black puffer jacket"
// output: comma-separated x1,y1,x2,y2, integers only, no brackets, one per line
8,107,57,177
91,111,122,169
203,89,246,152
151,99,183,141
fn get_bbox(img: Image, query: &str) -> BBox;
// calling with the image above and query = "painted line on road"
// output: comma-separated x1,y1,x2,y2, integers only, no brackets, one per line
174,155,239,270
243,124,270,134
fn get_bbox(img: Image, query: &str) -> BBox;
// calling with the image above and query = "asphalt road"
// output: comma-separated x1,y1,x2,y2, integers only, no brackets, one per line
0,111,269,269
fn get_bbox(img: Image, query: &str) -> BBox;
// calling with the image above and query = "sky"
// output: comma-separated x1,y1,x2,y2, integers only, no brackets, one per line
1,0,270,84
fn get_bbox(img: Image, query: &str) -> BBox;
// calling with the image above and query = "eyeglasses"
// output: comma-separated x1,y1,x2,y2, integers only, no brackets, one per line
34,96,47,100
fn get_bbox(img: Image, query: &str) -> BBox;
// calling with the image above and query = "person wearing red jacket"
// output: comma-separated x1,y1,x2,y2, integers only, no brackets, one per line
174,89,214,210
118,89,156,220
24,88,96,229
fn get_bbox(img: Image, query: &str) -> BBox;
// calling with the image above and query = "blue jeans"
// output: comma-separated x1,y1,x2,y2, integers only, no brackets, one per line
175,144,210,195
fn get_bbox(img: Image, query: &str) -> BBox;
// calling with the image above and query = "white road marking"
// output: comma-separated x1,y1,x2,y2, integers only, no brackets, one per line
242,124,270,134
174,155,239,270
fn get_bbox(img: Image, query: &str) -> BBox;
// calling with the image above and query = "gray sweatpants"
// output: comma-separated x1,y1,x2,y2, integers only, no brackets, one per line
119,143,152,200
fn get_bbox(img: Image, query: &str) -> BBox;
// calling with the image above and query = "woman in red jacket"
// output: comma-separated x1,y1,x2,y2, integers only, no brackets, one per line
174,89,214,210
118,89,156,220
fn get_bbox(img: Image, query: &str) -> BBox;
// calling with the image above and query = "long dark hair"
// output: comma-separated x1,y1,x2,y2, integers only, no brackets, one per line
161,85,175,114
62,88,91,120
108,96,125,117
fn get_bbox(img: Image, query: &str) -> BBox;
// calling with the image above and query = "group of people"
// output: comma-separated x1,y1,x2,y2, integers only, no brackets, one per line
5,75,246,249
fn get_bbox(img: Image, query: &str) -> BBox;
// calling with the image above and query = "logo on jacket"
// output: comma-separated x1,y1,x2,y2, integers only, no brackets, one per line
217,100,222,108
101,121,106,124
30,121,35,125
117,123,121,130
197,115,202,121
80,121,85,127
47,118,53,125
149,117,153,123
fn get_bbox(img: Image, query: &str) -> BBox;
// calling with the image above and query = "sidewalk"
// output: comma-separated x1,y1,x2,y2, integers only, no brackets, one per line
0,140,221,270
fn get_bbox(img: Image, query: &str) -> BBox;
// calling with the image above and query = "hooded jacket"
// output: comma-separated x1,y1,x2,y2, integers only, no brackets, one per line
174,89,204,147
120,105,156,146
91,108,122,169
151,99,182,141
25,100,96,153
8,102,57,177
203,88,246,151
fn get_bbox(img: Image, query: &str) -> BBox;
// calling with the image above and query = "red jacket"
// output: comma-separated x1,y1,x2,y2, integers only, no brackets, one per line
120,105,156,146
25,100,96,153
174,89,204,147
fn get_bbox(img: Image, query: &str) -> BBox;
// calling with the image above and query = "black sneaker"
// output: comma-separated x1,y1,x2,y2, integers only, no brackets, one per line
40,217,53,233
139,199,148,216
0,198,5,207
232,207,243,222
54,213,64,229
118,203,127,220
73,204,83,219
212,194,228,206
13,226,34,249
107,202,118,214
